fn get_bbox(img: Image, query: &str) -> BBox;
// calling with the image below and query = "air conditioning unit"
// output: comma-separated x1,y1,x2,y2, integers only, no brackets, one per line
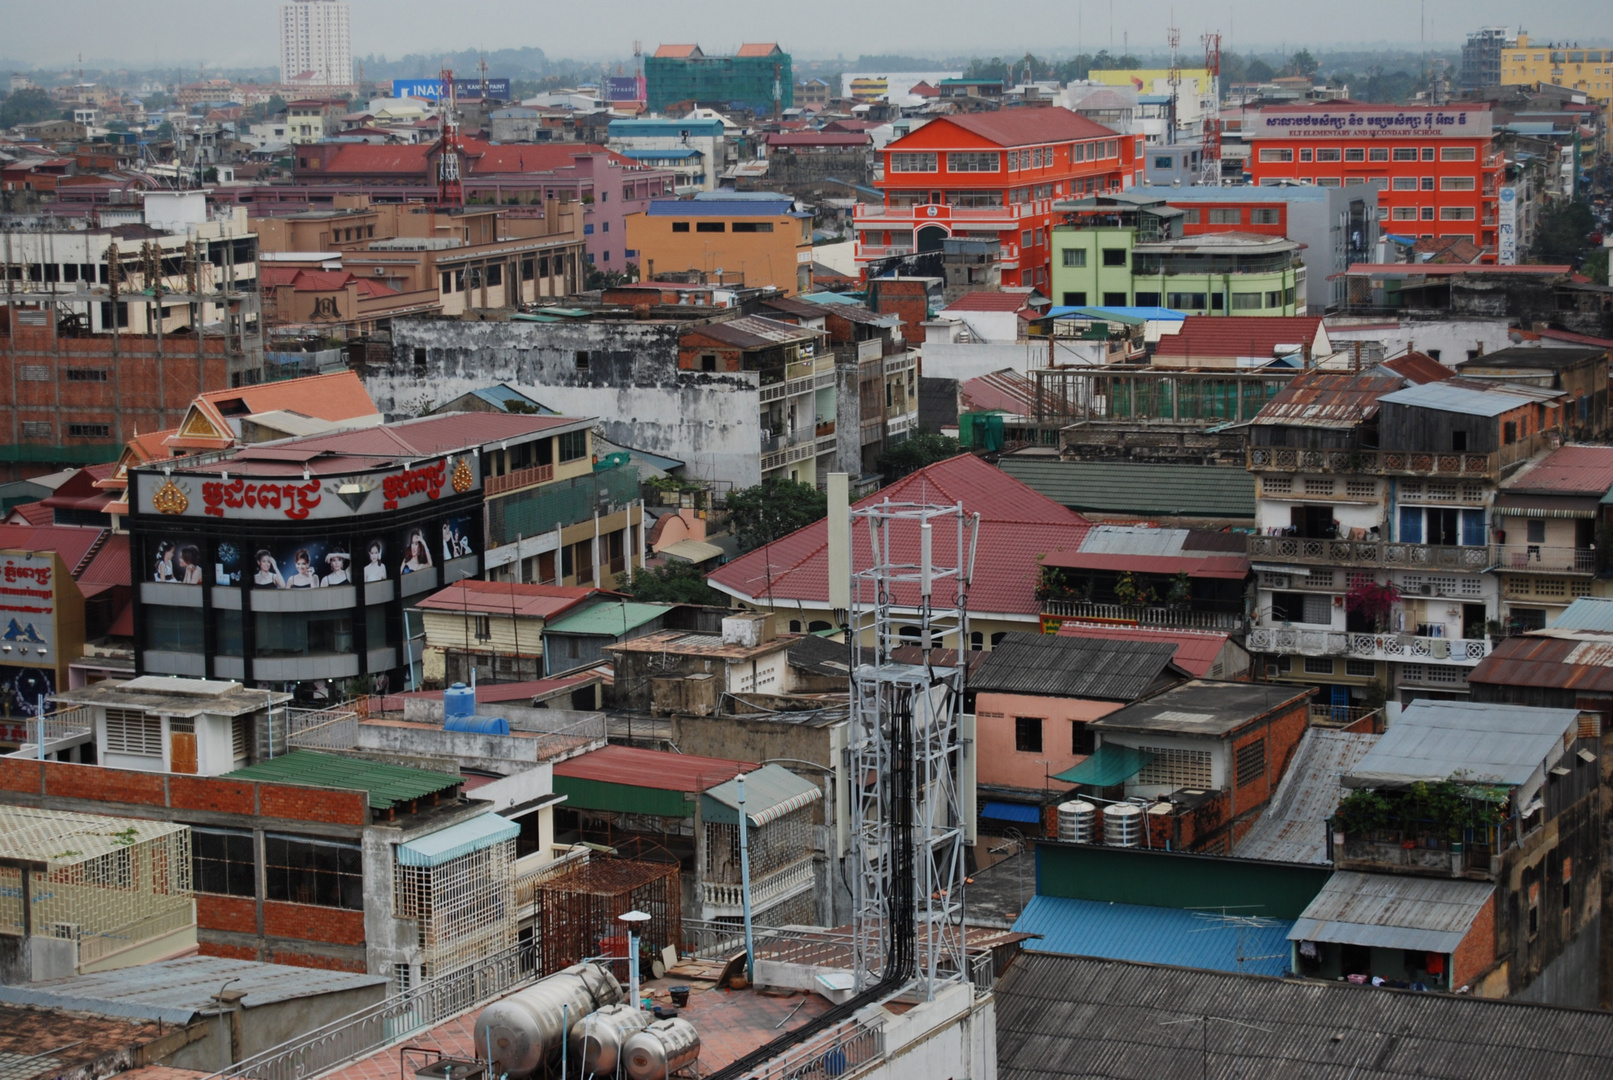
1265,664,1284,678
1420,584,1435,596
1267,574,1290,589
373,267,386,275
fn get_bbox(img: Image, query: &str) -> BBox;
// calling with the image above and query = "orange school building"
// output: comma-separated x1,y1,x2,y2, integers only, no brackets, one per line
854,109,1141,291
1243,104,1500,257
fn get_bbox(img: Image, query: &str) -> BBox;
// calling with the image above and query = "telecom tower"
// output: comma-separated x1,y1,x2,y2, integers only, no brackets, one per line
436,66,465,207
845,497,978,1000
1166,22,1181,146
1199,33,1223,185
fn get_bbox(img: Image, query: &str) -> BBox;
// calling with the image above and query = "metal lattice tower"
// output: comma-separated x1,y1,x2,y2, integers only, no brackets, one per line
846,498,978,1000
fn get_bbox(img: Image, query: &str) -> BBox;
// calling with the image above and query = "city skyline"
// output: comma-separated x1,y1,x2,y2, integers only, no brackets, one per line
4,0,1613,72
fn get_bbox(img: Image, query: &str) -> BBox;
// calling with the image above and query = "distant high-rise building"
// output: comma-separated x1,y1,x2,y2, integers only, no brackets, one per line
1461,26,1516,92
279,0,353,87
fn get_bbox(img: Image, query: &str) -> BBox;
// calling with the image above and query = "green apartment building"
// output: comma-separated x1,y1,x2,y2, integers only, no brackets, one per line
646,43,792,114
1051,192,1306,316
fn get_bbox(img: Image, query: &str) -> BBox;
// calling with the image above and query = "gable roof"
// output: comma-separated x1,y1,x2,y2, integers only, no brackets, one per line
1379,350,1455,383
1054,624,1233,679
1500,445,1613,497
899,108,1119,149
972,631,1186,701
1346,700,1579,787
0,525,106,578
1153,315,1328,362
736,43,782,57
707,455,1091,617
1469,632,1613,693
996,458,1256,520
1376,380,1551,418
1251,370,1405,429
653,44,703,59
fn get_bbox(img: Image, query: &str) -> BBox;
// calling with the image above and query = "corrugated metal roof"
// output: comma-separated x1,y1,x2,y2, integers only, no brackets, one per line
1380,351,1457,383
1550,597,1613,632
0,805,186,870
543,601,672,637
1076,525,1189,557
944,292,1036,313
995,951,1613,1080
972,632,1183,701
415,580,602,620
1468,632,1613,693
1092,681,1312,737
1235,729,1380,865
1457,345,1607,370
223,750,459,810
1054,625,1231,679
1500,445,1613,497
685,315,824,350
1345,700,1577,788
1290,872,1495,953
0,956,387,1024
395,812,519,868
701,764,821,826
554,744,754,793
1252,371,1405,429
1377,380,1552,417
1013,894,1295,976
1152,315,1325,360
997,458,1255,519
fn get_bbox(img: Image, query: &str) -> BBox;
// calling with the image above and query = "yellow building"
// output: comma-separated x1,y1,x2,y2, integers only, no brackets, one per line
626,194,814,295
1501,35,1613,127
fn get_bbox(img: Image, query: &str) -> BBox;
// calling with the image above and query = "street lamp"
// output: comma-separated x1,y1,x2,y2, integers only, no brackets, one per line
619,910,651,1010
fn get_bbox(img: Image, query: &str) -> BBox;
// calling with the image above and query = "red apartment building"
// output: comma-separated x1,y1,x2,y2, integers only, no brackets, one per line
854,109,1140,290
1242,104,1501,256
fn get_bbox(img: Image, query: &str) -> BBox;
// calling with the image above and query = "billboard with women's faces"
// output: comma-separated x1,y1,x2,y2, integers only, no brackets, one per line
148,536,207,585
219,537,366,589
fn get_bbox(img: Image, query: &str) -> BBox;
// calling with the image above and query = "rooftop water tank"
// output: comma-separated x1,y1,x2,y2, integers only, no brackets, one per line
473,963,623,1079
444,715,511,735
569,1004,653,1076
623,1018,701,1080
444,682,476,721
1056,800,1095,844
1103,803,1143,848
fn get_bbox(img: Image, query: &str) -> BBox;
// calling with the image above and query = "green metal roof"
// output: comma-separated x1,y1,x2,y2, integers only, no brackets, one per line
223,750,461,810
1054,743,1153,787
544,601,671,637
997,458,1256,520
702,764,822,826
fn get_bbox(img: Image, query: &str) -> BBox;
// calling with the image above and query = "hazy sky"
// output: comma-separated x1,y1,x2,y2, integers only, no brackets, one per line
5,0,1612,69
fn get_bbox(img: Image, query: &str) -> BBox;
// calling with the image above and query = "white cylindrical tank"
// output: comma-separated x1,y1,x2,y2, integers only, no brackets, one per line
568,1004,653,1076
474,963,623,1078
623,1018,701,1080
1102,803,1143,847
1056,800,1095,843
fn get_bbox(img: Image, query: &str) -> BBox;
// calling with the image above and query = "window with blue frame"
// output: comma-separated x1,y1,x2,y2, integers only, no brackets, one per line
583,223,595,234
1400,506,1485,546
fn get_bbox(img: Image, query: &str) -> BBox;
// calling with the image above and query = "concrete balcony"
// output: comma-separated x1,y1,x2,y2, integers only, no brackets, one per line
1248,626,1492,665
1494,544,1597,575
1043,600,1248,633
1335,834,1502,881
1246,440,1548,479
1248,535,1490,571
700,860,814,919
485,462,554,496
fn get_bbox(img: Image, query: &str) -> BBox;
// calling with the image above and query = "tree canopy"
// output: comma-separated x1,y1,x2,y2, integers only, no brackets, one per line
626,561,725,606
1532,198,1597,266
877,432,963,484
0,89,62,130
726,478,828,553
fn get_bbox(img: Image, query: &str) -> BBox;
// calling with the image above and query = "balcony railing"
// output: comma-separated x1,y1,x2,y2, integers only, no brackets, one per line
1043,600,1248,633
1248,446,1493,478
1307,704,1384,731
1249,626,1491,664
1248,535,1489,570
701,860,814,916
1493,544,1597,575
485,462,554,496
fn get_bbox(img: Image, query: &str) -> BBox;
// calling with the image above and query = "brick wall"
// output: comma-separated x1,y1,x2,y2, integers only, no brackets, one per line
258,783,368,826
170,776,256,815
266,949,369,973
264,901,366,946
1454,892,1498,987
200,941,261,962
196,894,258,935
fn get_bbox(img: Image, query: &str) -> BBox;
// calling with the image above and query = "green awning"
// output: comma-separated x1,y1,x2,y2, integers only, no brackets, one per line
1054,744,1154,787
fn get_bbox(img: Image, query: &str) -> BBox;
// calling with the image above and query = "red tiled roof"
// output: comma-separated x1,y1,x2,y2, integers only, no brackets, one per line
707,454,1091,617
1380,351,1455,384
931,108,1120,148
5,501,52,526
1501,445,1613,497
259,266,301,288
463,140,638,173
415,580,610,620
0,525,105,575
213,412,582,476
961,370,1036,414
78,533,131,588
1538,328,1613,349
316,144,431,174
290,269,356,291
945,292,1034,312
1055,624,1231,678
354,277,399,297
1153,316,1326,360
192,371,379,427
736,43,781,57
654,44,702,58
554,744,755,792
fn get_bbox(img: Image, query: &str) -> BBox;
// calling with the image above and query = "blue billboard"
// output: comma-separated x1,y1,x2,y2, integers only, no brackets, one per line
392,77,512,101
606,76,646,103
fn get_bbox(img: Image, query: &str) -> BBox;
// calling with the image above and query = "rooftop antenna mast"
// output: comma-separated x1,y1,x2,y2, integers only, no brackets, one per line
436,65,465,207
1199,33,1222,184
847,496,979,1001
1167,18,1181,146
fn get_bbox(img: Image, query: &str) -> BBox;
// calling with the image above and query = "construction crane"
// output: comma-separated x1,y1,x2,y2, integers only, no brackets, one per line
436,66,465,207
1199,32,1223,185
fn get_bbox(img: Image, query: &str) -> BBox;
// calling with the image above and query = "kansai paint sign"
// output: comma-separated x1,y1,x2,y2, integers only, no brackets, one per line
135,454,480,521
393,77,512,101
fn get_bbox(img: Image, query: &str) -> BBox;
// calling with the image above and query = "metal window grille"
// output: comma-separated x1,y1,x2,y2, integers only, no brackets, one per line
192,827,256,897
393,835,516,980
104,708,161,756
1235,738,1267,785
1303,656,1335,675
1345,659,1377,677
265,834,363,910
1135,746,1213,789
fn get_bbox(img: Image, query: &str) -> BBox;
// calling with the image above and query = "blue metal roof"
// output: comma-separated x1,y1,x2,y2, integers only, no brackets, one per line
1046,305,1187,322
1550,597,1613,631
609,118,725,136
645,197,800,217
1013,894,1295,976
395,813,519,868
621,148,703,161
982,801,1042,824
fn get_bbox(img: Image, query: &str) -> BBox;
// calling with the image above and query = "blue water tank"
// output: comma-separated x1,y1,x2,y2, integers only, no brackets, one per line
444,682,476,721
444,715,511,735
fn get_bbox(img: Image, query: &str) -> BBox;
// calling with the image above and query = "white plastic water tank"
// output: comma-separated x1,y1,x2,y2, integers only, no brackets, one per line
1056,801,1095,843
1102,803,1143,848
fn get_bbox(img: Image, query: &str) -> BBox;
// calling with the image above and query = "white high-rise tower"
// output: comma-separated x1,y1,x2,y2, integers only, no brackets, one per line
279,0,353,87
